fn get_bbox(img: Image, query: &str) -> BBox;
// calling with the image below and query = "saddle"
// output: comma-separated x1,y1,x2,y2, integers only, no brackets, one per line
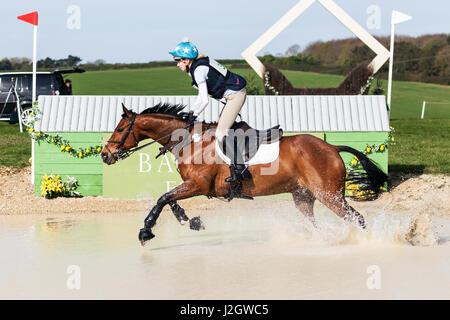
221,121,283,163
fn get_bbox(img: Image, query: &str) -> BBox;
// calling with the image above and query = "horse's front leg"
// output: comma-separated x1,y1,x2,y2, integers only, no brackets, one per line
169,200,205,231
138,180,202,246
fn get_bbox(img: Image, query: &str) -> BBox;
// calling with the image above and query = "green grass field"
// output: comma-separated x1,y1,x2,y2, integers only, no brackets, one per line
1,67,449,174
0,122,31,167
69,66,450,120
388,119,450,174
281,70,450,120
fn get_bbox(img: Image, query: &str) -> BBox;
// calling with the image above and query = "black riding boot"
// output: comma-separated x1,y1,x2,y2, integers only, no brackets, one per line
221,136,253,200
225,164,251,183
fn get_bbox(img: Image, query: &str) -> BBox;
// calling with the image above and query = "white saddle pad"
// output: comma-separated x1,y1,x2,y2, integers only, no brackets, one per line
215,140,280,166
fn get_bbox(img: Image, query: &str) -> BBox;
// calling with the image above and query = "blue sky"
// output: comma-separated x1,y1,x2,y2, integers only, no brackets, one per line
2,0,449,63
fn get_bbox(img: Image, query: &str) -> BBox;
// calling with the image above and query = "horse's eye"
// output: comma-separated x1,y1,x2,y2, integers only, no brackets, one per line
117,128,124,133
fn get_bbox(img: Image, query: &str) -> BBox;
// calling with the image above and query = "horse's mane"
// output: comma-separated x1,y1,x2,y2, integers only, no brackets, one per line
138,102,218,125
140,102,187,119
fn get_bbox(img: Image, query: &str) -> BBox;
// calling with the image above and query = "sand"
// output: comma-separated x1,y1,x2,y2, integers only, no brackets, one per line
1,166,448,218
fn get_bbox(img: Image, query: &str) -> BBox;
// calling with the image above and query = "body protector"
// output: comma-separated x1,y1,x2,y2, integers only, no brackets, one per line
189,57,246,99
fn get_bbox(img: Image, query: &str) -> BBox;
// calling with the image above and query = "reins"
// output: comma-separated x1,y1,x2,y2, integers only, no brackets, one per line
106,111,197,161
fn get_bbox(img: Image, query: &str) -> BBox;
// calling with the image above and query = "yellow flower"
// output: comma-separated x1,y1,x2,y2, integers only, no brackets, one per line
379,144,385,151
78,152,83,158
37,132,41,137
97,147,102,152
351,159,358,166
61,145,66,151
51,138,55,143
65,146,71,151
28,128,34,132
29,157,32,163
391,137,395,142
43,174,49,181
85,148,91,153
366,146,372,153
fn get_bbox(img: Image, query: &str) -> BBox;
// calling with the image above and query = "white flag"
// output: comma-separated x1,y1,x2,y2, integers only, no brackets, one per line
392,10,412,25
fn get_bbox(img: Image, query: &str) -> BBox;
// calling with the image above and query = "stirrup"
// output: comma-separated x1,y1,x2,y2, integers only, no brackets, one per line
224,180,254,201
225,164,251,183
224,165,253,201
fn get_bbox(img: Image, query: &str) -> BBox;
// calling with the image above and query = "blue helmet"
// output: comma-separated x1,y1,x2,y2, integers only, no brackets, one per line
169,39,199,59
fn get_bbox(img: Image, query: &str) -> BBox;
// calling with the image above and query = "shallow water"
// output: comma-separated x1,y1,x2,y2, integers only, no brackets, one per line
0,204,449,299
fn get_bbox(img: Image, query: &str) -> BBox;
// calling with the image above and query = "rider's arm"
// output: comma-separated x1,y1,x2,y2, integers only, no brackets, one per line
191,66,209,116
191,82,208,116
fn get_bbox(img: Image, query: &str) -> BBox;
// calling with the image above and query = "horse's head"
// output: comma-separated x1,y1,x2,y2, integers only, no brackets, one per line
101,103,139,165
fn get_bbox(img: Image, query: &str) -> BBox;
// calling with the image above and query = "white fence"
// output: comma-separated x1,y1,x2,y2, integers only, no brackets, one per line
36,95,390,132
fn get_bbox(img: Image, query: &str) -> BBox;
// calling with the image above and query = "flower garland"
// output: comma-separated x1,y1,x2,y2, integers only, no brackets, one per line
26,102,103,159
359,76,374,95
40,174,81,198
345,126,395,201
263,71,279,95
349,126,395,168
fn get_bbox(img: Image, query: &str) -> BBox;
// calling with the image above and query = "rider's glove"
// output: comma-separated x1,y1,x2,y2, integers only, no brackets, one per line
185,112,197,129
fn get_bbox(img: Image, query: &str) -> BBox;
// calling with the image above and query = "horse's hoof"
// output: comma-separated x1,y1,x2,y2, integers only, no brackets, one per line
139,228,155,246
189,216,205,231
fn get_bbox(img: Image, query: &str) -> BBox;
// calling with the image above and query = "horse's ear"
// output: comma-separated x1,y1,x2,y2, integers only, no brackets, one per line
122,103,132,118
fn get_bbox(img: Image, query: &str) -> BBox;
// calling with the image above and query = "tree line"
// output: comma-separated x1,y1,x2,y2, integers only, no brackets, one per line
0,55,82,71
1,34,448,85
263,33,449,85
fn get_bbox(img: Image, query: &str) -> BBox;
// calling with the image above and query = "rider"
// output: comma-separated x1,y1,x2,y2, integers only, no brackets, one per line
169,38,250,187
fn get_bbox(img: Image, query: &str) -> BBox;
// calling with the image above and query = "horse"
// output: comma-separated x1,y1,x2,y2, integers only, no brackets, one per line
102,103,387,246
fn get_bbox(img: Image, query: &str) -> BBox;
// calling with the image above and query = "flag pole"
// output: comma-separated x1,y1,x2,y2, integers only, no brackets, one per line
387,21,395,111
17,11,38,185
32,24,37,103
31,24,37,185
387,10,412,115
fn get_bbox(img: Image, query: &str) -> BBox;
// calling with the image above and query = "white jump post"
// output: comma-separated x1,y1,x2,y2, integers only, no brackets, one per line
421,101,426,119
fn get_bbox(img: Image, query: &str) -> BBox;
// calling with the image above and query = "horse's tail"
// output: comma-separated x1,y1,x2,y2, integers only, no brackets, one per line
337,145,388,200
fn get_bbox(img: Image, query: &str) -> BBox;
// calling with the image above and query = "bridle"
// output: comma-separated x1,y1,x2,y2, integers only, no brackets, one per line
104,112,140,161
104,111,194,161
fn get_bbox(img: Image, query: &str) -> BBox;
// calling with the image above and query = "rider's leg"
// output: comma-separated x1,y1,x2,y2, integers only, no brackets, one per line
215,90,248,182
215,89,247,142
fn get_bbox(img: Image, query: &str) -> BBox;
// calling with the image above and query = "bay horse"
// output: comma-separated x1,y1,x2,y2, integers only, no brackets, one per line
102,103,387,246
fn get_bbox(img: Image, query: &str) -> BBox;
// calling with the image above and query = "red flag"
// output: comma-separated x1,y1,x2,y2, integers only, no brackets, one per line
18,11,38,26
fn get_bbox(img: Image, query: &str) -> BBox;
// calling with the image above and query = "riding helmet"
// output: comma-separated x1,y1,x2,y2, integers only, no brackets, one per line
169,38,199,59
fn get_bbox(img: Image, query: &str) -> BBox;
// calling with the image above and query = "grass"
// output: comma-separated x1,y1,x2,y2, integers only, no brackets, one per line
388,119,450,174
70,67,197,96
2,67,449,174
69,66,450,120
0,121,31,167
279,69,450,120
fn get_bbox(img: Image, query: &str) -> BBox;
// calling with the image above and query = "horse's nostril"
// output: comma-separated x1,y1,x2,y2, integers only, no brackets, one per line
101,152,107,159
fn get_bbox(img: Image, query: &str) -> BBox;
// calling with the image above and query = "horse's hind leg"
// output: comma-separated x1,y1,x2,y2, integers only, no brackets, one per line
316,192,366,229
292,187,316,227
